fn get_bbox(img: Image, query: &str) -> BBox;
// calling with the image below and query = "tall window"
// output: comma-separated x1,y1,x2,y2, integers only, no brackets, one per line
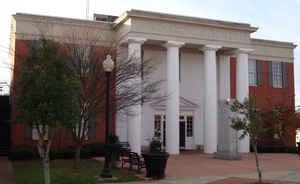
187,116,193,137
154,115,161,137
248,60,257,86
248,60,262,86
268,61,287,88
271,62,283,88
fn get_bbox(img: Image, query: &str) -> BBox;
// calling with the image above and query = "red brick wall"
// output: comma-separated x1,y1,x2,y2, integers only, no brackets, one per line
230,57,237,99
230,58,296,146
11,39,116,150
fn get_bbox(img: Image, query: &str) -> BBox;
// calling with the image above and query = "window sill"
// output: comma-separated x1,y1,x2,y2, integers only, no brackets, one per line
272,86,283,89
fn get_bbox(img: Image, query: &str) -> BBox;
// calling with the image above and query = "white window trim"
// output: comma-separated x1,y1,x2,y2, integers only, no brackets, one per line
272,61,283,88
248,59,257,86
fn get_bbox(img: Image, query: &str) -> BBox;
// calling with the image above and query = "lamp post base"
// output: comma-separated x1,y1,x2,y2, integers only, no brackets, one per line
101,168,112,178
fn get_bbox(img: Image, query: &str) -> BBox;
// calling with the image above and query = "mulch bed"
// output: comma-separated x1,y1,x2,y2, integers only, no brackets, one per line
208,177,300,184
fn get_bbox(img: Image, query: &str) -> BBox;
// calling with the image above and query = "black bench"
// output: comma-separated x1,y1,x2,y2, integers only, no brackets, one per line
120,151,145,172
128,152,146,172
119,142,130,149
120,148,131,168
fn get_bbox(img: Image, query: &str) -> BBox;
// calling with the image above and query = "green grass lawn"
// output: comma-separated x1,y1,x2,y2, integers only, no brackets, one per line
13,159,143,184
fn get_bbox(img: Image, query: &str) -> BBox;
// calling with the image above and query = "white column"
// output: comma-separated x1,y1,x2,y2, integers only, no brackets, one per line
217,55,230,152
235,48,253,153
202,45,221,154
164,41,184,155
127,37,146,155
218,55,230,100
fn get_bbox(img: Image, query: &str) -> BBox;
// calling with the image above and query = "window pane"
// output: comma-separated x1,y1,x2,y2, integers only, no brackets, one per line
187,116,193,137
154,115,161,137
248,60,256,86
272,62,282,88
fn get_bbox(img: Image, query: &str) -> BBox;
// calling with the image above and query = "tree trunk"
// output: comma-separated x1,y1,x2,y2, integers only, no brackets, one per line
253,143,262,184
73,145,82,169
43,156,50,184
36,128,52,184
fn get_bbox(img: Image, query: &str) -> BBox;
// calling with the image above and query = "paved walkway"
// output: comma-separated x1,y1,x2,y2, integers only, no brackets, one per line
114,151,300,184
0,157,15,184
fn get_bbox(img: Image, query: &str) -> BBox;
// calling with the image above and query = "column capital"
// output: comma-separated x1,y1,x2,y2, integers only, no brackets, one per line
200,45,222,52
234,48,254,54
127,37,147,44
163,41,185,48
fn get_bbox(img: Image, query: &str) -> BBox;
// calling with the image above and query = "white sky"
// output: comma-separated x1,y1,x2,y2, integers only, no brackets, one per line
0,0,299,105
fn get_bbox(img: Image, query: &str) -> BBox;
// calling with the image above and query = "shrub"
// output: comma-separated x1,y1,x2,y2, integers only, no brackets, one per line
50,145,92,160
256,145,286,153
54,147,75,159
253,143,298,154
149,137,162,152
10,145,39,161
85,142,105,157
286,147,298,154
108,133,119,144
109,143,121,168
80,145,92,159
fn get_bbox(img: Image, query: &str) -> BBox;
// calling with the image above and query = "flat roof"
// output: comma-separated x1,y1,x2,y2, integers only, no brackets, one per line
114,9,258,32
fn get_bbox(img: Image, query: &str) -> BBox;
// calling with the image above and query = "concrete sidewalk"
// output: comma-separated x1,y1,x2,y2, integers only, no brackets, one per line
114,152,300,184
0,157,15,184
117,170,300,184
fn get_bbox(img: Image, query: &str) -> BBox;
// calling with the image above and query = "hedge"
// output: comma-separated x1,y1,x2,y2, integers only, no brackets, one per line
9,145,39,161
250,144,298,154
10,143,105,161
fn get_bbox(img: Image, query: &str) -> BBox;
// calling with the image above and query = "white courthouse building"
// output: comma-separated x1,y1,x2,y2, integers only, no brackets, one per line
10,10,296,155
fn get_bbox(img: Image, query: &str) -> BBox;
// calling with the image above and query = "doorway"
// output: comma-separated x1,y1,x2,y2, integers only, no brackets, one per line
154,112,194,150
179,119,186,148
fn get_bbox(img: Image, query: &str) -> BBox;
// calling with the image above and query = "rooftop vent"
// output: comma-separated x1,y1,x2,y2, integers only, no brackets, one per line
93,14,118,22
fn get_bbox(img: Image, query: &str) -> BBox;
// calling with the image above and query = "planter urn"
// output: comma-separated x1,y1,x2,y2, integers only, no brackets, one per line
142,151,169,179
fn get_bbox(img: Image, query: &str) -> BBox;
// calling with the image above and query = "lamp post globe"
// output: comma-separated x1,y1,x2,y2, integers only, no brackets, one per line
101,54,114,178
103,55,114,72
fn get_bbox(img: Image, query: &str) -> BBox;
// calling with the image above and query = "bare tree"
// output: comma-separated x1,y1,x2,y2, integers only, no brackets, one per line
61,29,163,169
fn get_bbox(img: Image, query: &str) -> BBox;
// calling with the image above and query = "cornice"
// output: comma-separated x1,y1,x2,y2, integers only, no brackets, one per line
251,38,297,49
114,9,258,33
13,13,113,30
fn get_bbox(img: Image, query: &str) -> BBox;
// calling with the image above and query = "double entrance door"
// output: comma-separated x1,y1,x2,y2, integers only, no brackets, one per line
154,112,194,149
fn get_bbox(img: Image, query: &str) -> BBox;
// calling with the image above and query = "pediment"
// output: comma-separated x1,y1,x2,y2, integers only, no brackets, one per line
151,96,199,110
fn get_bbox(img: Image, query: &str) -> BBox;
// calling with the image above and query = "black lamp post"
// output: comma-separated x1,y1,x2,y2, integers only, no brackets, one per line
101,55,114,178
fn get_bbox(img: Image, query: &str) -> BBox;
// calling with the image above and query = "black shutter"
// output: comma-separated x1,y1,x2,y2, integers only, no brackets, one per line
268,61,273,87
66,128,73,139
88,119,95,139
256,60,262,86
24,124,32,139
282,62,288,88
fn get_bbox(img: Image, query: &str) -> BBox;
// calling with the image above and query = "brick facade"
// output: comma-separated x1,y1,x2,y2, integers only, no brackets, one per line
10,39,116,150
230,57,295,146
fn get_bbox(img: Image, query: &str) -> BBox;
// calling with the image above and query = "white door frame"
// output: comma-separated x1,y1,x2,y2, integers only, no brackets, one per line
154,111,195,150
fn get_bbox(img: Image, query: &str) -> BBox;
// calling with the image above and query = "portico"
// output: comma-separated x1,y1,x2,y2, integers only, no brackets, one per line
118,36,253,155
